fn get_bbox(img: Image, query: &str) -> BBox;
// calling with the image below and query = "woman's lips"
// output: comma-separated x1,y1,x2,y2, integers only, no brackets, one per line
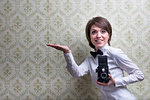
95,40,103,43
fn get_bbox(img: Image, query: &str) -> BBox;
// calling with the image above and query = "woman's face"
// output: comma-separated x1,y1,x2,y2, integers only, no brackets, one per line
90,25,109,50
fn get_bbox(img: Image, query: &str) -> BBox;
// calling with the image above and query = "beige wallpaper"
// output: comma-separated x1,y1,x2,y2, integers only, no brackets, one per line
0,0,150,100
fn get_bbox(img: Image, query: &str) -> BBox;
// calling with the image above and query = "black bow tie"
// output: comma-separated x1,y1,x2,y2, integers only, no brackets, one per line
90,49,103,58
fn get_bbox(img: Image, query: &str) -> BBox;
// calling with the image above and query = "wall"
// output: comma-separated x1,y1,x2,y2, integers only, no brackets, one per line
0,0,150,100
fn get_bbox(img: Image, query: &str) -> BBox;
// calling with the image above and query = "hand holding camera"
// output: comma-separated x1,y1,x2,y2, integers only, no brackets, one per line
96,74,115,86
96,55,115,86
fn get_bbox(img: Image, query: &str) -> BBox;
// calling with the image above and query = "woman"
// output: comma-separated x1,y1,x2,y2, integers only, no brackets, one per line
47,16,144,100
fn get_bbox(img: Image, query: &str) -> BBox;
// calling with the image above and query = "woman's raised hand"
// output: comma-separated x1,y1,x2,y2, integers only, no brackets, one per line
46,43,70,53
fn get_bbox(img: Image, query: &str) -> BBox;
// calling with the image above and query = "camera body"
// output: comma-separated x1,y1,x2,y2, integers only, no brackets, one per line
96,55,110,83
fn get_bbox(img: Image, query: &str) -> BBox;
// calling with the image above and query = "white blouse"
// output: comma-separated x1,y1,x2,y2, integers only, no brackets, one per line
64,44,144,100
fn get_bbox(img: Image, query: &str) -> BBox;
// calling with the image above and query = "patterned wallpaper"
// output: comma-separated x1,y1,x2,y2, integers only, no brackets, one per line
0,0,150,100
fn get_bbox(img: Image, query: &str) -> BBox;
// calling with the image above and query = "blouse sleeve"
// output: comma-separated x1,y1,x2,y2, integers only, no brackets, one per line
64,52,89,78
112,49,144,87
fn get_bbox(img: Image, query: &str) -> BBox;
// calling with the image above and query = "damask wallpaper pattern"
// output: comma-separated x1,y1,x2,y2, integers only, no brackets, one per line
0,0,150,100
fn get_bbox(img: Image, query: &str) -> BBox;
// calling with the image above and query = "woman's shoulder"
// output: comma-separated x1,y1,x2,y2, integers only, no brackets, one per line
107,46,124,57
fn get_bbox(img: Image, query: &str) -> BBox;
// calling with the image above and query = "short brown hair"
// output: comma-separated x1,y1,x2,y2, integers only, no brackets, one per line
85,16,112,49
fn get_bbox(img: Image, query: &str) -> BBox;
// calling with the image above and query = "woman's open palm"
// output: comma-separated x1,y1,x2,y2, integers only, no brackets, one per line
47,43,70,53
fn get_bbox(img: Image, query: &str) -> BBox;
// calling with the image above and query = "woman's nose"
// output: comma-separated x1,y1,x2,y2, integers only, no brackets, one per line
97,32,101,37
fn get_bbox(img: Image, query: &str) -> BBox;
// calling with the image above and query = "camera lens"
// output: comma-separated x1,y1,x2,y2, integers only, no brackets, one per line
101,73,107,79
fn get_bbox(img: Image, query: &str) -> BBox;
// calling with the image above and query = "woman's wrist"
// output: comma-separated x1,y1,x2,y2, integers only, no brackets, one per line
64,49,70,54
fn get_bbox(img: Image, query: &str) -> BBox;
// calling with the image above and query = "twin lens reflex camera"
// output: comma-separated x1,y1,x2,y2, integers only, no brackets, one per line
96,55,110,83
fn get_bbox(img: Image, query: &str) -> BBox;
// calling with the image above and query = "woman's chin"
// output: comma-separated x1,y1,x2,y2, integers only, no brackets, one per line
95,44,105,49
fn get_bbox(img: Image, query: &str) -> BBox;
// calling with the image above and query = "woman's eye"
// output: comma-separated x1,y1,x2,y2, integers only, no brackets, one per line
101,30,106,33
92,30,97,34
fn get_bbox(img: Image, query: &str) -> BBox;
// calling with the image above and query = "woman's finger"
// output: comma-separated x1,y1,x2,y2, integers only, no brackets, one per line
96,81,107,86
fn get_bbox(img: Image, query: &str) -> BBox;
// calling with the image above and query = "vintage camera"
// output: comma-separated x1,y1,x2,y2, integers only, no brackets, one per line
96,55,110,83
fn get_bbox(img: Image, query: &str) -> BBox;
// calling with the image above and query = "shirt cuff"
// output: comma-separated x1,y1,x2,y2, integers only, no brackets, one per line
114,78,125,87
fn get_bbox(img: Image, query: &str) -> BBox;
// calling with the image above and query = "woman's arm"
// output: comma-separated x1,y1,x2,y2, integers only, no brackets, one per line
113,49,144,87
47,43,89,77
